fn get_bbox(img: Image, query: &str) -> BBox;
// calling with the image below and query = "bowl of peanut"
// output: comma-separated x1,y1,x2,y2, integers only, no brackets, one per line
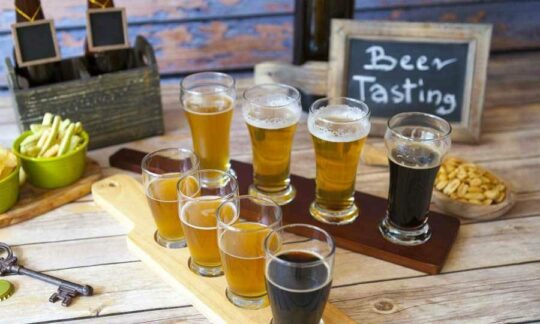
432,157,515,220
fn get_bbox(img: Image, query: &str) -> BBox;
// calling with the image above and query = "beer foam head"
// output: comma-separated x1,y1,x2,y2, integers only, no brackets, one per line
243,93,301,129
308,104,370,142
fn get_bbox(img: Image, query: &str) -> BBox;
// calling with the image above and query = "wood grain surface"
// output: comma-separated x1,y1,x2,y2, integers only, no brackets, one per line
0,74,539,322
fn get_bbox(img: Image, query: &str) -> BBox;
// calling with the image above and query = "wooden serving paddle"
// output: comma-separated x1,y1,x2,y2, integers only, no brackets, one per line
92,174,354,324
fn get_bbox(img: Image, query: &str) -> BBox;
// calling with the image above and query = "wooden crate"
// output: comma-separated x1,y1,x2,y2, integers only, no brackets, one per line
5,36,164,150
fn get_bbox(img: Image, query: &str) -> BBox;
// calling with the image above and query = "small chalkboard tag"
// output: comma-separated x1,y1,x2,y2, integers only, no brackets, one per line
86,8,129,52
328,20,492,143
11,20,61,68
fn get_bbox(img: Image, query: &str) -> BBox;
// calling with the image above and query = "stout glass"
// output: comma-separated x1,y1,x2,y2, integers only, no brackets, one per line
264,224,335,324
142,148,199,248
217,195,282,309
242,83,301,205
379,112,452,245
308,97,371,225
178,169,238,277
181,72,236,172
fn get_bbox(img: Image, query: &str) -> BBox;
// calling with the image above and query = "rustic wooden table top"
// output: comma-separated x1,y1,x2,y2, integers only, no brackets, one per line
0,78,539,323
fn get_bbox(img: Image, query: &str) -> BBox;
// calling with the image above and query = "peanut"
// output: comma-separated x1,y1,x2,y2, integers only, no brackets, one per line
434,157,508,206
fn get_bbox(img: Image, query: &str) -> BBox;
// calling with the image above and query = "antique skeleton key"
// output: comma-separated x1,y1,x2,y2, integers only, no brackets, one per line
0,242,93,306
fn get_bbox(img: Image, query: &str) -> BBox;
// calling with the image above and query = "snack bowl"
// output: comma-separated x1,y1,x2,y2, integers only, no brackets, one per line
0,162,20,213
13,131,89,189
432,156,515,221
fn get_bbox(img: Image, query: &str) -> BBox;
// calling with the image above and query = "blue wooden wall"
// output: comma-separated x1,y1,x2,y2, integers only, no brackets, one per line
1,0,539,88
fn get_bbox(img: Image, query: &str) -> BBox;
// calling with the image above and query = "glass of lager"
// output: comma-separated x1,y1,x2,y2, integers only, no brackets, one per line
379,112,451,246
264,224,335,324
308,97,371,225
178,169,238,277
217,195,282,309
181,72,236,172
142,148,199,248
242,83,301,205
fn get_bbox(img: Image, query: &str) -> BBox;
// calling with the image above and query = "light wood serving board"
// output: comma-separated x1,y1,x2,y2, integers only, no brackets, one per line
92,174,354,324
0,159,102,228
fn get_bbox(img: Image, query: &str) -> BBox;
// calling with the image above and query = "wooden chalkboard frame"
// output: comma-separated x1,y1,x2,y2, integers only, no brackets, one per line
11,20,61,68
86,7,129,52
328,20,492,143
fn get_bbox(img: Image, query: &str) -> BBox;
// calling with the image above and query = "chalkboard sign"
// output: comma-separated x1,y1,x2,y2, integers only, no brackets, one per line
328,20,492,143
86,8,129,52
11,20,60,68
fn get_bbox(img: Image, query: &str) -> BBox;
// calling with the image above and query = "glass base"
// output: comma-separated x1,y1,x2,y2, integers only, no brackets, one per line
378,215,431,246
309,202,358,225
248,184,296,206
225,288,268,309
154,231,186,249
188,258,223,277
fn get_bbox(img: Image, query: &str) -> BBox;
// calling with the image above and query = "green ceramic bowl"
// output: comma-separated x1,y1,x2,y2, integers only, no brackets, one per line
0,163,19,213
13,131,89,189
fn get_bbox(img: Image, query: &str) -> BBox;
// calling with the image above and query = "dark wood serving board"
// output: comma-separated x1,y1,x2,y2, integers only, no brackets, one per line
110,148,460,274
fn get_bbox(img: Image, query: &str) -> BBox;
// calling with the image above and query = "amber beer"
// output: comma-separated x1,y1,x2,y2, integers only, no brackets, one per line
180,198,222,270
142,148,199,249
219,222,270,297
243,84,301,205
308,97,370,225
147,178,185,241
181,73,236,172
217,196,282,309
178,170,238,277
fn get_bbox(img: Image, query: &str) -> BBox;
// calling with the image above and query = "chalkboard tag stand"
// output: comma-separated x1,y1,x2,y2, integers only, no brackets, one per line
11,19,61,68
86,7,129,53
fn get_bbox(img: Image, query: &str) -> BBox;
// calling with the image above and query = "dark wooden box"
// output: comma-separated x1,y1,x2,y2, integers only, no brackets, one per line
5,36,164,150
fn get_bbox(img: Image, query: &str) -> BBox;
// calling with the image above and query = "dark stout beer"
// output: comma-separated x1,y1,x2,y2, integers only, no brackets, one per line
266,251,331,324
387,143,441,228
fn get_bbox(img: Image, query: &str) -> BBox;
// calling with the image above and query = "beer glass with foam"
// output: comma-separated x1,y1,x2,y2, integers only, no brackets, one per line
308,97,371,225
242,83,301,205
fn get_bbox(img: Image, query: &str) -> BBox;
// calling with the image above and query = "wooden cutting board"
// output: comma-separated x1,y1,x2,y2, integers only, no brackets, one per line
92,174,354,324
0,159,102,228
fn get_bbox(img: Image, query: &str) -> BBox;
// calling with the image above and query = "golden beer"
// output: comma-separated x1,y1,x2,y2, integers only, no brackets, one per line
180,197,222,267
243,83,301,205
181,72,236,172
219,222,270,298
217,196,282,309
147,178,184,241
308,98,370,225
178,169,238,277
142,148,199,248
184,95,234,171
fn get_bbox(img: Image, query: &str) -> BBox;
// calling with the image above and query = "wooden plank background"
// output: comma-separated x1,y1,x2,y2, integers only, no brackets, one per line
1,0,540,87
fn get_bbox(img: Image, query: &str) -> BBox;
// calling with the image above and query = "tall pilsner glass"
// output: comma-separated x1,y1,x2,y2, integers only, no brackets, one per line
242,83,301,205
379,112,452,246
142,148,199,248
308,97,371,225
181,72,236,173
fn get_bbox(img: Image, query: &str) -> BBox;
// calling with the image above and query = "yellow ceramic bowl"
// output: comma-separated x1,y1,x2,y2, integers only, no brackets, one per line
13,131,89,189
0,163,19,213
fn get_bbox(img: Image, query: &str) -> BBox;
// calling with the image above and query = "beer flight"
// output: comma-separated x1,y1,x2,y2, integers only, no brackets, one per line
143,72,452,323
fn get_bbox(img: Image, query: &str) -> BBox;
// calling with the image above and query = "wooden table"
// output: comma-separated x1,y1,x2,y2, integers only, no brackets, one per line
1,79,539,323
